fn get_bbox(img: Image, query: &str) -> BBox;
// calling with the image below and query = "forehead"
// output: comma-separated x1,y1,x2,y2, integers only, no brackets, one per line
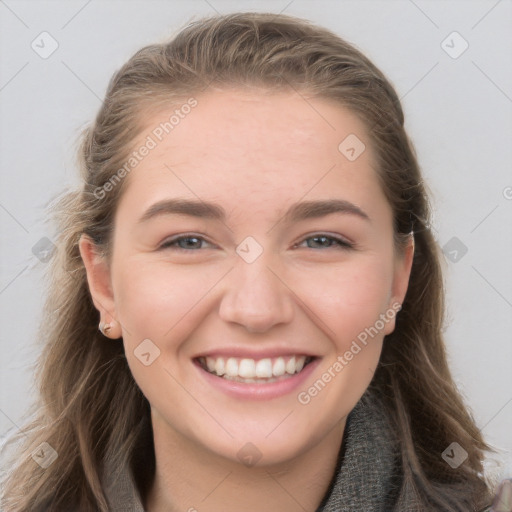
116,89,384,220
147,88,371,161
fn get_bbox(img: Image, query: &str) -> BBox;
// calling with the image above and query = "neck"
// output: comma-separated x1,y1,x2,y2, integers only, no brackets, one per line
144,412,346,512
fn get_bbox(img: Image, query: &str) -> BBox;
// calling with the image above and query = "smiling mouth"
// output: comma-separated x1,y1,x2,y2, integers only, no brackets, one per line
196,355,315,384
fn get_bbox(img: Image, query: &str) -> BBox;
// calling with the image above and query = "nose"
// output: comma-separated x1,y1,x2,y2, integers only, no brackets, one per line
218,258,294,333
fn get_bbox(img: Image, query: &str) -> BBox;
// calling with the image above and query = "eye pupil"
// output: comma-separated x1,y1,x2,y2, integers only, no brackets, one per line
308,236,330,248
181,237,201,248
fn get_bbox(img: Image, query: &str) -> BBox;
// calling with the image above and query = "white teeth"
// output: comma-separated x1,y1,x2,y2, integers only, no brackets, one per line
295,357,305,373
285,356,296,375
272,357,286,377
255,358,273,378
238,359,256,378
214,357,225,376
225,357,238,377
206,357,216,372
200,355,309,381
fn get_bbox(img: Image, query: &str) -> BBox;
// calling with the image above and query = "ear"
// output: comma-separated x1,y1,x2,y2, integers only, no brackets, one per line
383,234,415,335
78,234,117,323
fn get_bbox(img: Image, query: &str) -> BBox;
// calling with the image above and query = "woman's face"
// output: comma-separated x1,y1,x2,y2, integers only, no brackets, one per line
81,89,413,466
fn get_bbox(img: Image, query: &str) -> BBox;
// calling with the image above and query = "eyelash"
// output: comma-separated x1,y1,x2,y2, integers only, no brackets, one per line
158,234,354,251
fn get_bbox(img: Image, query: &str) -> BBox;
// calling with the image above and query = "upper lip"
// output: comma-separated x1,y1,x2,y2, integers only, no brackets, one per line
193,348,320,360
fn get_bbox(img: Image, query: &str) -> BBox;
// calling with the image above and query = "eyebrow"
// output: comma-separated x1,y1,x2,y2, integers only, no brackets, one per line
137,198,370,225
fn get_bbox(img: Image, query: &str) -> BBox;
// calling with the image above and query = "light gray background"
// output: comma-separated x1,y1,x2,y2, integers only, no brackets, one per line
1,0,511,479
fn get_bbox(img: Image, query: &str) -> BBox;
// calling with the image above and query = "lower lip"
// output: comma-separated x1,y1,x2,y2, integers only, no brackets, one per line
194,358,321,401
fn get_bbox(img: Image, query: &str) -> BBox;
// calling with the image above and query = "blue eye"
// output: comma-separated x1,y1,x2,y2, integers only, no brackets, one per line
158,234,354,251
298,234,354,250
159,236,210,251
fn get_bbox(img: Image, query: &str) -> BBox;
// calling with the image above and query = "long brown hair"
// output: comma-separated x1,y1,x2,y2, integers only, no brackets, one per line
0,11,499,511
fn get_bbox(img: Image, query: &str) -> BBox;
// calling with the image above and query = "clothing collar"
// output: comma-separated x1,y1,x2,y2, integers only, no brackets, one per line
318,389,422,511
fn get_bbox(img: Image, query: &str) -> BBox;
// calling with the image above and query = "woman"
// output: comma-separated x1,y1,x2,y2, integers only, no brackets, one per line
0,11,506,511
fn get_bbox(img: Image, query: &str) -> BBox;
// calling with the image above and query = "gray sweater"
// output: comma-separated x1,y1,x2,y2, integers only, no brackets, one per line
101,389,436,511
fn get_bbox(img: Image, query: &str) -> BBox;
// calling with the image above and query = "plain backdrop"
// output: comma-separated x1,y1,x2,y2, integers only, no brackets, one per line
1,0,511,480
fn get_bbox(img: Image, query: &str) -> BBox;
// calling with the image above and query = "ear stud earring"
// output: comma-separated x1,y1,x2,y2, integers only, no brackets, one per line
99,322,112,336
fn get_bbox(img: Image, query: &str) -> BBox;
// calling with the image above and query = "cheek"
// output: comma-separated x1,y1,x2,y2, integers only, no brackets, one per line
112,261,225,343
111,262,226,403
291,256,394,346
